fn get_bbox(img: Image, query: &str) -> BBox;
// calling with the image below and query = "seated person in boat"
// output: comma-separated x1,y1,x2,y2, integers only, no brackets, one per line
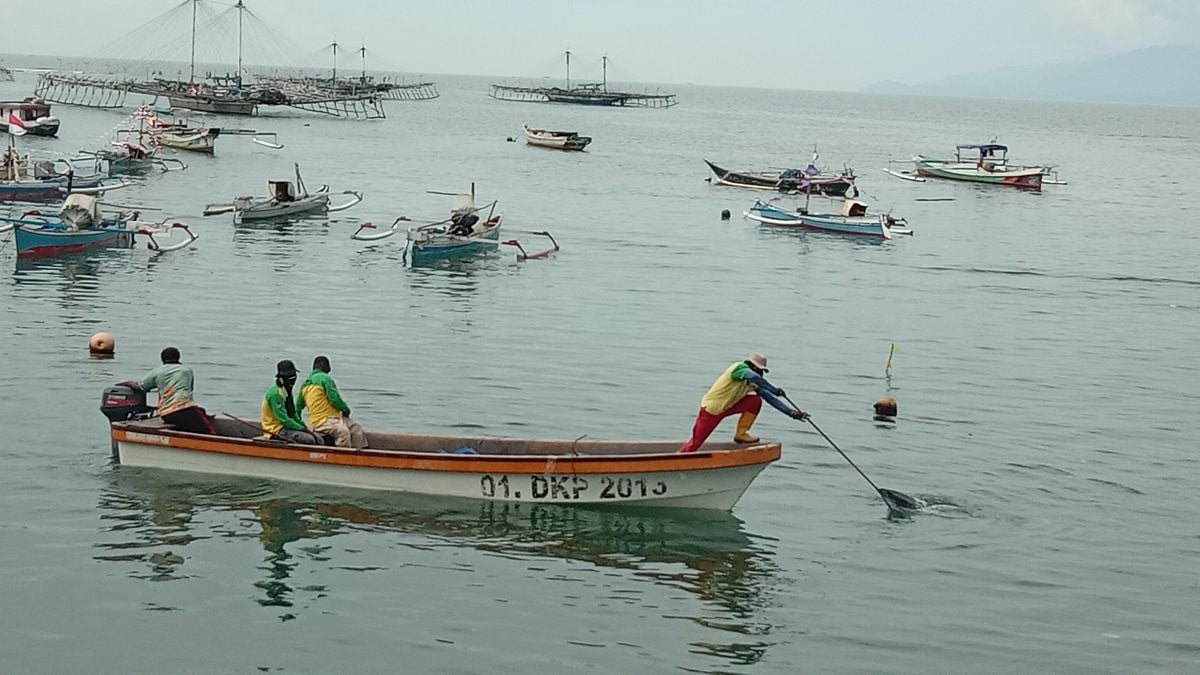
124,346,216,434
448,212,479,236
678,352,808,453
297,355,368,449
262,360,322,445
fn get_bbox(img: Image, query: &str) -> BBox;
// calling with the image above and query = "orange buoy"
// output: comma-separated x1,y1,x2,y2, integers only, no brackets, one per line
874,396,897,417
89,332,115,355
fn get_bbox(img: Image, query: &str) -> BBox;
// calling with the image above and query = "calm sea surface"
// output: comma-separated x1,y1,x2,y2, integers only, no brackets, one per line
1,67,1199,674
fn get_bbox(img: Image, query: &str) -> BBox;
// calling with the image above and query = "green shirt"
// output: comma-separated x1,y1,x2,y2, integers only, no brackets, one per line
140,363,197,415
262,385,306,434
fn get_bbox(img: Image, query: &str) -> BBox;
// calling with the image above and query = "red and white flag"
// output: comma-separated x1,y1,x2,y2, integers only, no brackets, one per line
7,112,27,136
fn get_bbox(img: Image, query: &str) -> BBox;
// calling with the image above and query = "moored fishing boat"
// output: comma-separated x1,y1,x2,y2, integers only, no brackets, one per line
2,138,131,201
910,143,1057,190
746,199,912,240
4,194,198,259
99,388,780,511
156,127,220,154
203,163,361,223
524,125,592,151
352,185,559,263
2,98,60,137
705,159,857,196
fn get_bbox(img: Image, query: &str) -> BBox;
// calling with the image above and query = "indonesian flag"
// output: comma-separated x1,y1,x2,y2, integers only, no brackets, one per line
7,112,27,136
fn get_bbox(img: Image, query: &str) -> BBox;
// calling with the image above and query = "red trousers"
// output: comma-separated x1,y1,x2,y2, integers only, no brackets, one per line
677,395,762,453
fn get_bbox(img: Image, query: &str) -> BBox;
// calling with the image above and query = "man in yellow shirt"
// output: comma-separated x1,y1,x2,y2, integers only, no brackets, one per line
678,352,808,453
297,356,367,449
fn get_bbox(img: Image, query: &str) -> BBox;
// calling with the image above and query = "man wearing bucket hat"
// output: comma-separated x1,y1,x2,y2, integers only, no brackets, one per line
261,359,322,445
677,352,808,453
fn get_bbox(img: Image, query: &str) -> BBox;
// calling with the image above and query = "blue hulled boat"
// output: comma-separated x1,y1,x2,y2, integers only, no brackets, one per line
3,195,197,259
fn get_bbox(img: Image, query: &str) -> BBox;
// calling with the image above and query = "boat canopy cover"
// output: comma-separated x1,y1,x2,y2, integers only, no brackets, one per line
268,181,294,201
60,194,100,229
957,143,1008,153
451,193,474,215
840,199,869,217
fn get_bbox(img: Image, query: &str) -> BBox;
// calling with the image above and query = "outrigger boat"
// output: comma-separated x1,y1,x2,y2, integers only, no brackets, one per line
203,163,362,223
900,143,1064,190
75,106,187,175
746,198,913,240
352,184,559,263
147,112,284,155
99,385,780,511
524,125,592,151
2,194,197,259
705,158,857,197
2,136,132,202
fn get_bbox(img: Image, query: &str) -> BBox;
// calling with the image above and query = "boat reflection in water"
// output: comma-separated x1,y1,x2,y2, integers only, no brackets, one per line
95,468,779,665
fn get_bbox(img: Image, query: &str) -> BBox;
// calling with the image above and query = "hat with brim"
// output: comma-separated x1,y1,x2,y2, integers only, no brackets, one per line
747,352,769,372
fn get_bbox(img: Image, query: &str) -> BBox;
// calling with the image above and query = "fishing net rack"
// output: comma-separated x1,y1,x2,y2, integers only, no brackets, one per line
35,74,131,109
489,84,677,108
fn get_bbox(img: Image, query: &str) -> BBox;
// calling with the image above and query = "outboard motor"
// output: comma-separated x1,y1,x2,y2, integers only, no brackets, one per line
100,384,153,423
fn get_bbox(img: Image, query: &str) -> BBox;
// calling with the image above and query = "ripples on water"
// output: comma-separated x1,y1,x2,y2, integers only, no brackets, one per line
2,73,1200,673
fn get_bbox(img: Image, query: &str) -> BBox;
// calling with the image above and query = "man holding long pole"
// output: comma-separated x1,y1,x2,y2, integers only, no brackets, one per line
678,352,808,453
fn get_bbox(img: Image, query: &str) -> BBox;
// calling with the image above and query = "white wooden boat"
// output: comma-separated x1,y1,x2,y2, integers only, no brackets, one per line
524,125,592,151
103,414,779,511
203,163,362,223
156,127,219,154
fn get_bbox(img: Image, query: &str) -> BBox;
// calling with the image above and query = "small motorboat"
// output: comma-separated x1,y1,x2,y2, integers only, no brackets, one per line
2,98,60,137
99,384,780,511
3,194,197,259
908,143,1061,190
352,184,559,263
746,198,913,240
203,163,362,223
524,125,592,151
705,158,857,196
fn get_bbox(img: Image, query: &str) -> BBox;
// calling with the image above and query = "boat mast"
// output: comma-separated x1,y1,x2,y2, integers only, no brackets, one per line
565,50,571,89
331,40,339,84
189,0,198,84
359,45,366,81
602,55,608,91
236,0,244,87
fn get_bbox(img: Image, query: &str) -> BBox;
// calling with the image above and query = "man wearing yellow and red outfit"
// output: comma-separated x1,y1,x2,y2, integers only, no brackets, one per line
678,352,808,453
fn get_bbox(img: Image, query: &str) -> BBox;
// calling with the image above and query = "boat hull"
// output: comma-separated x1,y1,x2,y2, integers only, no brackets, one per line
111,423,780,511
236,194,330,222
158,129,218,154
525,131,592,151
410,221,502,262
913,157,1043,190
168,96,256,116
15,225,135,259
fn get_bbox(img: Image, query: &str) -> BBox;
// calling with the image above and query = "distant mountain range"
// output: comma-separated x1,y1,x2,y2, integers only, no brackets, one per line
862,46,1200,106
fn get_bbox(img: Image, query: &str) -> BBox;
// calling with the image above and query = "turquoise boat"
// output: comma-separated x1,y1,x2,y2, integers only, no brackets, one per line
352,186,559,263
3,194,197,260
745,199,912,240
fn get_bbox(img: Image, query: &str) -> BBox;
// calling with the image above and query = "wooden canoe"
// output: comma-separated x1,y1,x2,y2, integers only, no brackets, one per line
109,416,780,511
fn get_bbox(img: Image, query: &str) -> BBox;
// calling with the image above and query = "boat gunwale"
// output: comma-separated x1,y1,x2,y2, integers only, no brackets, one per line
111,423,781,475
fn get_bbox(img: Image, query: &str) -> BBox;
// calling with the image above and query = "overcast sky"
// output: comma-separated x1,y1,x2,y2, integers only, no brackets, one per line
5,0,1200,90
